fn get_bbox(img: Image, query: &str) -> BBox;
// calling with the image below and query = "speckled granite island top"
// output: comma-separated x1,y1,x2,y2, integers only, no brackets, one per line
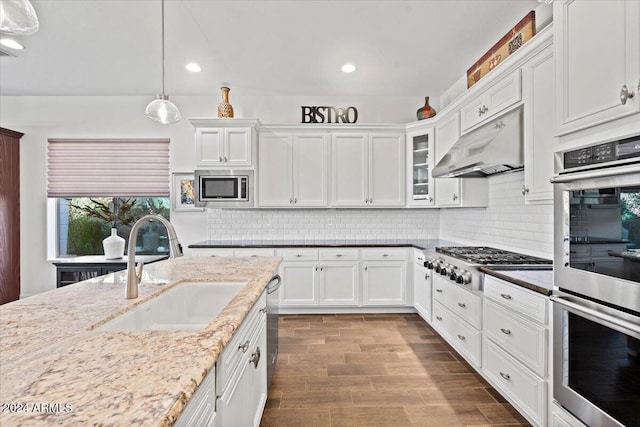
0,256,282,427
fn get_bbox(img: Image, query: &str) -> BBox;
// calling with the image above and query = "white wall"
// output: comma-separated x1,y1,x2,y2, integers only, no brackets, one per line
0,94,423,297
439,171,553,258
206,208,439,242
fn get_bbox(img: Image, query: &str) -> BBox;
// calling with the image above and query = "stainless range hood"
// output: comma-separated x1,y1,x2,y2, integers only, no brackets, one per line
432,107,523,178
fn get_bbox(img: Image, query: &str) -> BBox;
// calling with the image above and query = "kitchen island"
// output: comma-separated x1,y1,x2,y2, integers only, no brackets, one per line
0,256,281,426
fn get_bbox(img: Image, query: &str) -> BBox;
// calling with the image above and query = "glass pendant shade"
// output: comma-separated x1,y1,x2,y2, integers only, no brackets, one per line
0,0,39,35
145,94,181,124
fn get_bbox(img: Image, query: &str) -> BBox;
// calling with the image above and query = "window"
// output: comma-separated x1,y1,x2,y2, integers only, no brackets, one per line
48,139,170,257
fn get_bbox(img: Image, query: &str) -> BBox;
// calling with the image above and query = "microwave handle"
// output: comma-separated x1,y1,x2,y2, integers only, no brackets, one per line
551,162,640,183
551,295,640,336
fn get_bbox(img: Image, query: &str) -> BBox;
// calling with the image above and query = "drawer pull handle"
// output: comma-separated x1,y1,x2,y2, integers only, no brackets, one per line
435,289,443,293
296,254,303,258
259,307,267,314
457,334,466,341
336,254,343,257
238,340,250,353
500,293,512,300
383,254,389,257
436,316,443,321
249,347,261,368
425,274,429,280
500,328,511,335
457,302,466,308
210,255,216,257
500,372,511,380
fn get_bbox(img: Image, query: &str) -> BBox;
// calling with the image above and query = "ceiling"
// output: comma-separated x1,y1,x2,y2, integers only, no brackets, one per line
0,0,541,98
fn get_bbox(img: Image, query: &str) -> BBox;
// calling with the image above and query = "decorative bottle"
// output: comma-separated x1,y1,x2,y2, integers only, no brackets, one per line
103,228,125,259
416,96,437,120
217,86,234,118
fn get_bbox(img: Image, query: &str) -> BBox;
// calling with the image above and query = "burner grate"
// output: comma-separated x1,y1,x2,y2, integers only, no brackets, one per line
435,246,552,265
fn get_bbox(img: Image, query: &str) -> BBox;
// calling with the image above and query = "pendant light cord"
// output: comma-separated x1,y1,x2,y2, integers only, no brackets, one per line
161,0,166,95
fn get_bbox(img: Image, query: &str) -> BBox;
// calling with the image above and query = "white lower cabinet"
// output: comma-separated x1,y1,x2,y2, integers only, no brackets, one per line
362,261,407,305
413,263,432,322
482,275,550,427
318,261,359,306
215,292,267,427
432,300,482,367
279,261,318,306
175,366,216,427
483,339,546,426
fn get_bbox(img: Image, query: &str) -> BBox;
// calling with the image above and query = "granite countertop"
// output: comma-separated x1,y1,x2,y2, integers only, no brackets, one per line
480,266,554,296
50,254,168,265
0,256,282,426
569,236,630,245
189,238,460,251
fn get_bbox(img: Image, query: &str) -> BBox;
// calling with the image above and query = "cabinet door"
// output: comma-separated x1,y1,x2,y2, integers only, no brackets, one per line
195,128,224,167
247,323,267,427
523,44,555,204
215,355,251,427
555,0,640,136
318,261,359,306
362,262,406,305
258,132,293,207
279,261,318,306
369,133,405,206
434,113,461,206
224,128,252,166
406,127,435,206
293,133,328,207
413,264,432,321
331,133,368,207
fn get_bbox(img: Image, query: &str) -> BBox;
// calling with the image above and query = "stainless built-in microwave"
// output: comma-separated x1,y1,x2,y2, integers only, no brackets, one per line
194,169,254,207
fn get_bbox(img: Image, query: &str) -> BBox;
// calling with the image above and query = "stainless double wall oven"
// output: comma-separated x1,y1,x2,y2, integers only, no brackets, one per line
551,136,640,427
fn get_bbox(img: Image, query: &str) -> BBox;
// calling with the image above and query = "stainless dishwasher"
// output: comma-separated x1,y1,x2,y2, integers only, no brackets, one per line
265,274,281,388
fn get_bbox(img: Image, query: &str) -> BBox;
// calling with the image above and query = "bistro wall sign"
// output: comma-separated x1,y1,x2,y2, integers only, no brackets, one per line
301,106,358,124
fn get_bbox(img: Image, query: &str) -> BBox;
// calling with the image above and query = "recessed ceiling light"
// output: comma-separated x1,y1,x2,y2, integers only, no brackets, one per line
185,62,202,73
0,38,24,50
341,63,356,73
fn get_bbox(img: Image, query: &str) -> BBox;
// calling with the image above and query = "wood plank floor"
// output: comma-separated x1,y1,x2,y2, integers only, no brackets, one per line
260,313,531,427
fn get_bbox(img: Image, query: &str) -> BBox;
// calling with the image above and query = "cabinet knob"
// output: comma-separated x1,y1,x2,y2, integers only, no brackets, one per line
435,288,443,293
521,185,530,196
452,194,458,201
249,347,261,368
425,274,430,280
238,340,250,353
620,84,636,105
219,156,223,162
294,198,298,204
224,156,228,163
457,302,466,308
289,198,294,204
436,316,443,321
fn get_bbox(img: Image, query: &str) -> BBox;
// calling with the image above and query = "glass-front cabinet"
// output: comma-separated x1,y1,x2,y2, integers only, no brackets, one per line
405,125,435,207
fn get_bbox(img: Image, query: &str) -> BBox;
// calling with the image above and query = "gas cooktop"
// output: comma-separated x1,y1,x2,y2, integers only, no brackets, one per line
435,246,552,265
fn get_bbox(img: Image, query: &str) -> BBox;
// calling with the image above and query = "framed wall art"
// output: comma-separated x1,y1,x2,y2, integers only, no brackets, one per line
172,173,203,212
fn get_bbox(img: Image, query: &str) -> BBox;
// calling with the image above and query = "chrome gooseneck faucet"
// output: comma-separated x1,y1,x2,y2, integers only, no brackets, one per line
126,215,183,299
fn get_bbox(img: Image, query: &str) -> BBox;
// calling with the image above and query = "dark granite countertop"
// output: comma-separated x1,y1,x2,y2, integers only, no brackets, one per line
569,237,630,245
189,239,461,251
480,266,554,296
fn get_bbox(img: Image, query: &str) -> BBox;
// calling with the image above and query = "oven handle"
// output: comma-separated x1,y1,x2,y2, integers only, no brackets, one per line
551,295,640,336
550,162,640,183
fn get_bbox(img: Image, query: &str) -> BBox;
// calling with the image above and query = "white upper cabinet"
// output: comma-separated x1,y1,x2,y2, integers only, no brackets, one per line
460,70,522,134
369,134,405,206
331,131,405,207
555,0,640,137
405,125,435,207
434,111,488,208
258,131,329,207
190,118,260,168
522,40,556,204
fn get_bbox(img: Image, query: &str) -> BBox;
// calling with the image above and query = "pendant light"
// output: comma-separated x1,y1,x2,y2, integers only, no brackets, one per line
0,0,39,35
145,0,181,124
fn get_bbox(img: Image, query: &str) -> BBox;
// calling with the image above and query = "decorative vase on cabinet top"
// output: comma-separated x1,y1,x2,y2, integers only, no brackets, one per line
218,86,234,118
416,96,436,120
103,228,125,259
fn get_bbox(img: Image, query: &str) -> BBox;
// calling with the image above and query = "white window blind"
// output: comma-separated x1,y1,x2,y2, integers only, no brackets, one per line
47,139,170,197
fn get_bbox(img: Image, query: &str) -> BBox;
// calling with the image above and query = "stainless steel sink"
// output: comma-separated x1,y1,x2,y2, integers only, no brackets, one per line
96,281,247,331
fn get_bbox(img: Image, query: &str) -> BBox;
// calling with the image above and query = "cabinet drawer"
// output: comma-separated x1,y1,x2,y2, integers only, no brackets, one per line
484,276,548,324
482,339,546,427
216,292,266,392
233,248,275,257
361,248,407,261
483,299,547,376
413,249,426,265
276,248,319,261
432,301,482,367
318,248,359,261
190,248,235,258
432,275,482,329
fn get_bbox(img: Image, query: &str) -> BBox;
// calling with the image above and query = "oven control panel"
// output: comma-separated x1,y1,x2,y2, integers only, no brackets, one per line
564,135,640,169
